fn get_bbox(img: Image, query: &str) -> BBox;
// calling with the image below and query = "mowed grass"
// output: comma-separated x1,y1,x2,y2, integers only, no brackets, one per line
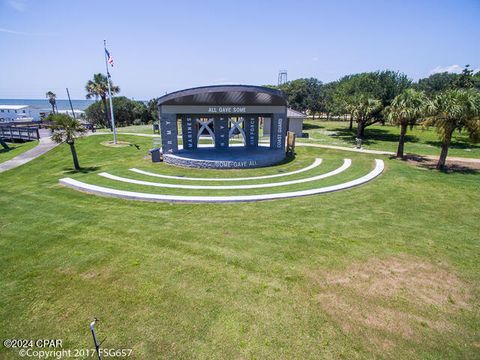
66,137,374,197
99,120,480,159
302,120,480,158
0,134,479,359
98,124,154,134
0,140,38,163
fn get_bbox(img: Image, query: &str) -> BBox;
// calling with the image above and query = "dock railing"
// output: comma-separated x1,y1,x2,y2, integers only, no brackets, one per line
0,126,40,141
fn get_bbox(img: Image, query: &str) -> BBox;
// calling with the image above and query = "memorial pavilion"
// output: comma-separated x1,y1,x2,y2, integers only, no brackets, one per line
157,85,290,169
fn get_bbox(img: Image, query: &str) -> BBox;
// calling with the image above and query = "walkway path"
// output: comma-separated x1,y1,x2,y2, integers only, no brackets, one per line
2,131,478,174
292,142,480,163
292,142,395,155
95,132,480,164
0,137,58,173
110,132,480,163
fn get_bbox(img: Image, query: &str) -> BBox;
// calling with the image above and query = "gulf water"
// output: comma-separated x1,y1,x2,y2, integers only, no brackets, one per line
0,99,94,110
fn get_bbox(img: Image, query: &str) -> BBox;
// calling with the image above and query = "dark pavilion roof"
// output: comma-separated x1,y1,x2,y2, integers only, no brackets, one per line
158,85,287,106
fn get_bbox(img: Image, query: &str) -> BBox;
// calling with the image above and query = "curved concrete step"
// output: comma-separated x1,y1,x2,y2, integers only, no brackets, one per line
59,159,384,203
130,158,323,181
99,159,351,190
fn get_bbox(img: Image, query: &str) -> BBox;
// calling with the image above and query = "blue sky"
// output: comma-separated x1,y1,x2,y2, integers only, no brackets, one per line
0,0,479,100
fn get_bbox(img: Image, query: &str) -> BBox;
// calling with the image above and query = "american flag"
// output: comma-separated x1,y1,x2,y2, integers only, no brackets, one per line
105,48,114,67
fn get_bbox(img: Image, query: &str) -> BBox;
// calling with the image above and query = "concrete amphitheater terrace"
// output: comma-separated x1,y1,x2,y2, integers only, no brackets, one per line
1,133,479,359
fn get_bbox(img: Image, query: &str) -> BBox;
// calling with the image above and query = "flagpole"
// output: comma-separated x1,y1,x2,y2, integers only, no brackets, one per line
104,39,117,144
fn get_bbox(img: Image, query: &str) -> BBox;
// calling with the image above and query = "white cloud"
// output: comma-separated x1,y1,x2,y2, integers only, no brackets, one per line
0,27,57,36
0,27,25,34
7,0,27,12
429,64,464,75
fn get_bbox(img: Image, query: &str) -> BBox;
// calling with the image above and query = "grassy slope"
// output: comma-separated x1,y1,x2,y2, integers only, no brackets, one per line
302,120,480,158
0,140,38,163
0,134,479,359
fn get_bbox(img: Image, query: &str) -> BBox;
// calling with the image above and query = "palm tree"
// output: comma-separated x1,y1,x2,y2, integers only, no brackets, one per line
46,91,57,114
385,89,428,158
424,89,480,170
341,98,356,130
350,96,383,147
85,73,120,128
49,113,86,170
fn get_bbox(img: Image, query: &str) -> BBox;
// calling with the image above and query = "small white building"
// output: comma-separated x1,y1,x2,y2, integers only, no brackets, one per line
263,108,307,137
0,105,85,123
56,109,86,119
0,105,34,122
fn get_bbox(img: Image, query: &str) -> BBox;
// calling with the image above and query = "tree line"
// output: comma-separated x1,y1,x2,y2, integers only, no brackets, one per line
79,67,479,170
268,66,480,169
270,66,480,120
83,73,159,129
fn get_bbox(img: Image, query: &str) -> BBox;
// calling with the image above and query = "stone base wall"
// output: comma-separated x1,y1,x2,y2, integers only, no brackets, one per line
163,152,286,169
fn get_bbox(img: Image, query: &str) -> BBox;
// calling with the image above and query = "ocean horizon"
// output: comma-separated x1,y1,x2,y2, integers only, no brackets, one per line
0,99,95,111
0,98,149,111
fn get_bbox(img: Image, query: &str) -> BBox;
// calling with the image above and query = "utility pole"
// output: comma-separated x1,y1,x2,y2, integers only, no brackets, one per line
66,88,76,119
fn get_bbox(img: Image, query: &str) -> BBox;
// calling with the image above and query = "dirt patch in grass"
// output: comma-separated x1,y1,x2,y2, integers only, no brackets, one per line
80,270,100,279
56,267,102,280
100,140,131,148
307,256,472,352
401,154,480,172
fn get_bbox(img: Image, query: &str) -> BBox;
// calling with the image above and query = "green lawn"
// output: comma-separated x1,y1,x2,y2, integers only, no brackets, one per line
98,124,155,134
67,137,374,197
0,140,38,163
302,120,480,158
0,134,479,359
99,120,480,159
